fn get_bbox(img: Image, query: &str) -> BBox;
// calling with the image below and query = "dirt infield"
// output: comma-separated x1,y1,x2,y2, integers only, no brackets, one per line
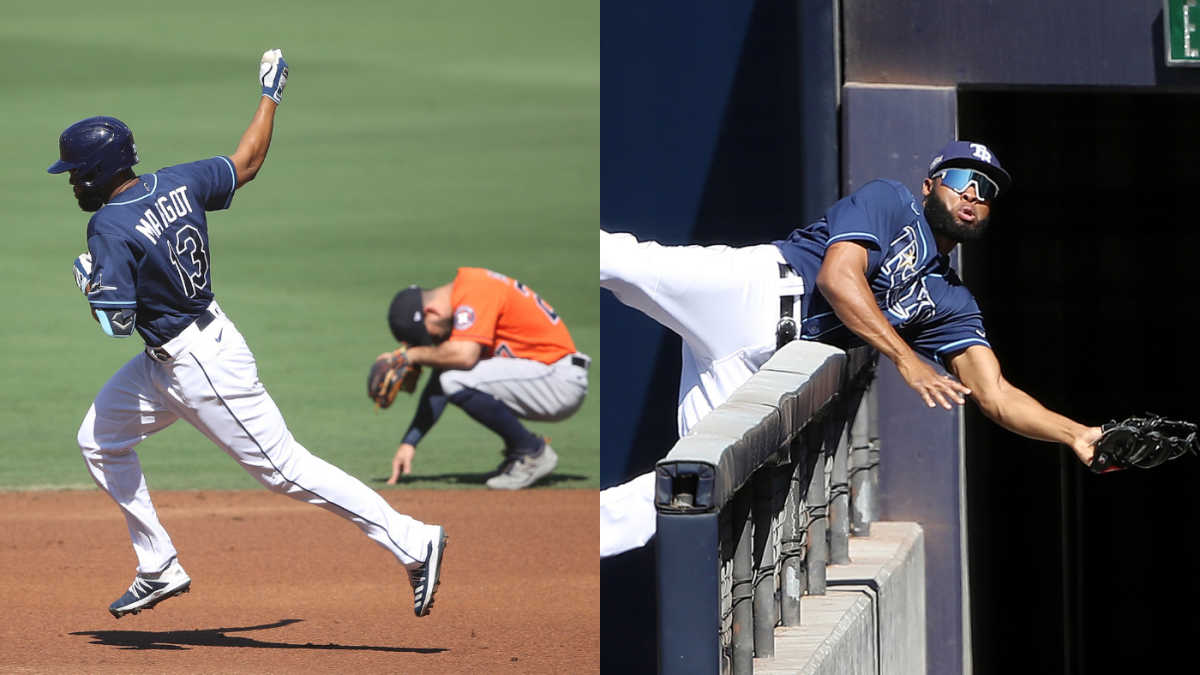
0,488,597,674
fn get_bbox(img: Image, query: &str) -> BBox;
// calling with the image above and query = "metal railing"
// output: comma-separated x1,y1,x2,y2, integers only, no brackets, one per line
655,342,878,675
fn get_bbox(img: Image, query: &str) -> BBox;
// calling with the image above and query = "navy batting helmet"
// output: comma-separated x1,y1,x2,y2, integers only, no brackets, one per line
47,116,139,191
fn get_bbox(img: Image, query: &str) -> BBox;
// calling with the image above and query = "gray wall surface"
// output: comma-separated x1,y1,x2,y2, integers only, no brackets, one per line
757,522,927,675
840,83,967,675
843,0,1200,87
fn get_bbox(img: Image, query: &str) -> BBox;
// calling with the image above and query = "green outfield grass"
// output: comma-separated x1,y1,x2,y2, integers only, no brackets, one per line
0,0,598,490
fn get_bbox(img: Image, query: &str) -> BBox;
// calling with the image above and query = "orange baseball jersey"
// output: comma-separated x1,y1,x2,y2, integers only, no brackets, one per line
448,268,577,364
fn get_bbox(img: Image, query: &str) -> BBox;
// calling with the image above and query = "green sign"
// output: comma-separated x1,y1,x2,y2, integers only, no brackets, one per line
1166,0,1200,66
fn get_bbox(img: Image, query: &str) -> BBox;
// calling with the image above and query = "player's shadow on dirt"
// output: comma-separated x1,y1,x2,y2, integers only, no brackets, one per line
377,472,588,487
71,619,445,653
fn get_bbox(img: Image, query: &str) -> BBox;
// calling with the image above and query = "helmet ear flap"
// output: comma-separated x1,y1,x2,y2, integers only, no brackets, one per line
79,166,100,187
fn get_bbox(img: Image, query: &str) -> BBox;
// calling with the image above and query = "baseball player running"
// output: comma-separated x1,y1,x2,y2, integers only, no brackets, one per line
52,50,447,619
381,269,590,489
600,141,1104,558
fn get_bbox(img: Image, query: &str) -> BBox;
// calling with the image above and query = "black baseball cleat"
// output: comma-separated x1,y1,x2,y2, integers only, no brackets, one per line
407,526,448,617
108,558,192,619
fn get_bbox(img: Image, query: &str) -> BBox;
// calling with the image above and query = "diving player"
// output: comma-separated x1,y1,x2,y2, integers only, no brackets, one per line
600,141,1104,557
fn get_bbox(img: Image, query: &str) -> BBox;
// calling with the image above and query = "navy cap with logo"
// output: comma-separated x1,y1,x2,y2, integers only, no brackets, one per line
928,140,1012,194
387,286,432,346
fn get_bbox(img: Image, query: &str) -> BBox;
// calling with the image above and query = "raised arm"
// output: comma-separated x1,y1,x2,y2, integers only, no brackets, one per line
946,344,1102,464
229,49,288,189
817,240,971,409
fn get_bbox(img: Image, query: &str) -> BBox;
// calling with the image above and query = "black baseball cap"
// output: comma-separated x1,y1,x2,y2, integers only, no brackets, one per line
387,286,432,346
928,141,1012,194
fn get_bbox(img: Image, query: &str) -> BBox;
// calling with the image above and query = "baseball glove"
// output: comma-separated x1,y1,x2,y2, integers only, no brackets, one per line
368,346,422,410
1089,413,1199,474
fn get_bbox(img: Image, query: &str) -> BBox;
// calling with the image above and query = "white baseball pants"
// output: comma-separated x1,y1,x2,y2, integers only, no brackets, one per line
599,230,804,558
78,302,436,574
439,353,589,422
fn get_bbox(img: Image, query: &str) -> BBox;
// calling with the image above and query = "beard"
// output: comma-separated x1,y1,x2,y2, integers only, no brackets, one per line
924,191,990,243
75,189,108,212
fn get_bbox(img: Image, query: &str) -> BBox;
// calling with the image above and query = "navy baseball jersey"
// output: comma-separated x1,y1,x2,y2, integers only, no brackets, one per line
85,157,236,347
775,179,991,364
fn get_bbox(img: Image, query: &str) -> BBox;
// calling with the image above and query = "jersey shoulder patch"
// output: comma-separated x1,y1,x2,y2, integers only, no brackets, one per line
454,305,476,331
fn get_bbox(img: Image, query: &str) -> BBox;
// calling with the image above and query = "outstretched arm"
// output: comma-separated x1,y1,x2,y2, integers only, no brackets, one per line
946,344,1102,464
229,49,288,189
388,375,452,484
817,240,972,409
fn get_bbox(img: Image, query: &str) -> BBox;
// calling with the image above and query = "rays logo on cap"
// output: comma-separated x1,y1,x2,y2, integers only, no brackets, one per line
413,311,422,322
970,143,993,163
454,305,476,330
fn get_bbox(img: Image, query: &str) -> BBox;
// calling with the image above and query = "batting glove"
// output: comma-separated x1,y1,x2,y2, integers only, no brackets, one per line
73,252,92,295
259,49,289,104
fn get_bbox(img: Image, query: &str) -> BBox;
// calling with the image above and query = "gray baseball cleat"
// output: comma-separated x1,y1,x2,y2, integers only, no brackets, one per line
109,557,191,618
486,442,558,490
408,526,447,617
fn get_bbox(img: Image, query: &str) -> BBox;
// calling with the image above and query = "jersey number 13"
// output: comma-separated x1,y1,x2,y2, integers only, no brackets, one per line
168,225,210,297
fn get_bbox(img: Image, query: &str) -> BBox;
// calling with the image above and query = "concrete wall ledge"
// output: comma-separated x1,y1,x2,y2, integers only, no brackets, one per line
755,522,926,675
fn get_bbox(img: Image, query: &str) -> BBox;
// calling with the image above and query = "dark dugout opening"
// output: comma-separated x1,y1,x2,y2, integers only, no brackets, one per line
958,89,1200,675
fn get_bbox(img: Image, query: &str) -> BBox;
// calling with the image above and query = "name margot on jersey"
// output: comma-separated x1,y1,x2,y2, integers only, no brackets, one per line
134,186,194,245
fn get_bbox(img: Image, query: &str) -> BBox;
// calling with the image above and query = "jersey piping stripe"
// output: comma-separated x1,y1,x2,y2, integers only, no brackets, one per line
936,338,990,355
190,353,423,563
214,156,236,209
916,225,932,255
806,309,836,320
827,232,881,245
800,310,849,341
108,174,159,206
89,300,137,306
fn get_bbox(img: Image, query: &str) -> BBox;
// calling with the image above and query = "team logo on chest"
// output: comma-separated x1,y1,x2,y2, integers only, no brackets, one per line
879,226,924,284
878,225,936,326
454,305,476,331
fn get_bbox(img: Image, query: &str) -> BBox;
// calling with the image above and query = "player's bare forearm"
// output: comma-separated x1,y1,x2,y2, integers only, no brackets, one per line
982,386,1095,453
407,340,483,370
817,255,910,363
818,241,970,408
948,345,1101,464
230,97,277,189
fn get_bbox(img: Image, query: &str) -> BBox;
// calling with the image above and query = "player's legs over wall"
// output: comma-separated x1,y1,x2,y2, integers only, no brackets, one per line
600,471,657,558
600,231,782,362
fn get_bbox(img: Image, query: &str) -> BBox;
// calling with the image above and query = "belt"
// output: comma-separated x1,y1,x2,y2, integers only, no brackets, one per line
147,310,218,363
776,263,799,349
571,355,589,370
